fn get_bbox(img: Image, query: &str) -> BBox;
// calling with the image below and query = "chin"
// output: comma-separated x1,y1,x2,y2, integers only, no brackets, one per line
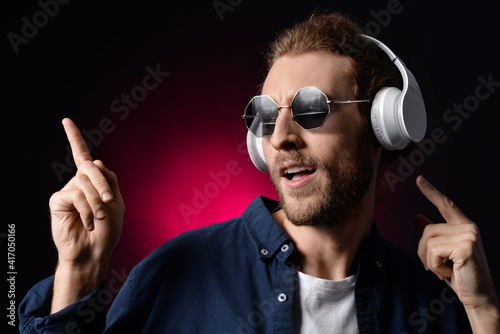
276,182,337,227
275,166,372,228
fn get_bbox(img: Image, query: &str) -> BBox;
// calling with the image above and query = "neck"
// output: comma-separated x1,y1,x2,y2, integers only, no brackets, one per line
273,197,373,281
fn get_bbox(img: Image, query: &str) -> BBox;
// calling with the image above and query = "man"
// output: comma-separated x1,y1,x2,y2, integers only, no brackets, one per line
19,12,499,333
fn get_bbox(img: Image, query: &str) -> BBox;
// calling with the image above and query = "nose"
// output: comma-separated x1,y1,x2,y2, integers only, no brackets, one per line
269,106,305,151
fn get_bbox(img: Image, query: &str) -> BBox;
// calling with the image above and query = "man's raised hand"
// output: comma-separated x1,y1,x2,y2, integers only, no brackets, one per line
414,175,500,333
49,118,125,314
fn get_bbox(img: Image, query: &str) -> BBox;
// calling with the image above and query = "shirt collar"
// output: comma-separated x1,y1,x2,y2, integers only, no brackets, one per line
242,196,383,265
242,196,291,260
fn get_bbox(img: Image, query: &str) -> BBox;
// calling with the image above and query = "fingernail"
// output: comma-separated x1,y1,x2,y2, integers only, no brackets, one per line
96,209,105,219
102,192,112,202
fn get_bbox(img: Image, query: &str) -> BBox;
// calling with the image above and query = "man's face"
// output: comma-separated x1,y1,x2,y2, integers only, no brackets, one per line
261,52,376,227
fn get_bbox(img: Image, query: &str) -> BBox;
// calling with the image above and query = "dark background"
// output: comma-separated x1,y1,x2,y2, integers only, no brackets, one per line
4,0,500,332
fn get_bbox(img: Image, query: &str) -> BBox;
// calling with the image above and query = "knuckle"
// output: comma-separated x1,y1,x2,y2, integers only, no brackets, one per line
427,237,437,249
71,188,83,200
49,192,60,207
94,176,109,186
417,248,426,261
465,222,479,234
422,223,436,238
442,196,456,209
94,179,111,193
463,233,478,247
420,225,431,238
464,228,478,240
428,243,439,255
457,224,478,240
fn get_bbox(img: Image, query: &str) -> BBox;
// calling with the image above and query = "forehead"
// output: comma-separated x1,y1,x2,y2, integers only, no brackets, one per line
262,51,354,101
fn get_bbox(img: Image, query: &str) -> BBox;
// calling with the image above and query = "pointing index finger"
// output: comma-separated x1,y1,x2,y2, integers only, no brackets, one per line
416,175,467,224
62,118,93,168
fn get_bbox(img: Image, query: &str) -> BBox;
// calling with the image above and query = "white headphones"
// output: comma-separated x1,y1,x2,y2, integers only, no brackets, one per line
246,34,427,172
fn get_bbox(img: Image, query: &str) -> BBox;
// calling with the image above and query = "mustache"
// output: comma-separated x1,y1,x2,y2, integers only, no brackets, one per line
271,150,329,170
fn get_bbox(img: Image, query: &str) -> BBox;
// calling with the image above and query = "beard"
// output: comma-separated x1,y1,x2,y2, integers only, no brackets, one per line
269,123,374,227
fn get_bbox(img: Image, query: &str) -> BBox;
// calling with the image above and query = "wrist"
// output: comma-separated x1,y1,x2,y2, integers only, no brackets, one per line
55,260,109,290
56,249,112,282
51,259,109,314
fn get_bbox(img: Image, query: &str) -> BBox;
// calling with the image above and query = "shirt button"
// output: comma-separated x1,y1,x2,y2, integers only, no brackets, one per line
277,293,287,303
260,249,269,256
281,244,289,253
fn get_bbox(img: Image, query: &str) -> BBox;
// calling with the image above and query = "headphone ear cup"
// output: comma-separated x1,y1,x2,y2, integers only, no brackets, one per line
371,86,410,150
246,131,268,172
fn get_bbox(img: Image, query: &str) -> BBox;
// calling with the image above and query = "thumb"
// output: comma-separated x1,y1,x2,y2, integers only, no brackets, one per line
93,160,121,196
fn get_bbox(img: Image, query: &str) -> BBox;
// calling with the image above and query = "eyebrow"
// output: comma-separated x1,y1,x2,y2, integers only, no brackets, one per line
256,86,338,103
256,87,294,104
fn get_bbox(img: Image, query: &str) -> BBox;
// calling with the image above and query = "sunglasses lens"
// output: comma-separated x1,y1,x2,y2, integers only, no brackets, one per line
292,87,330,129
245,96,278,137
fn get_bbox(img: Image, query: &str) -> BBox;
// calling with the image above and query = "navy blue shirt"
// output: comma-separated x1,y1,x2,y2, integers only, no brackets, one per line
19,196,472,333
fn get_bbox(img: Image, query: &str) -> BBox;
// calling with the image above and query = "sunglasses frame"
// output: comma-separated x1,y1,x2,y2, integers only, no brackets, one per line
242,86,370,137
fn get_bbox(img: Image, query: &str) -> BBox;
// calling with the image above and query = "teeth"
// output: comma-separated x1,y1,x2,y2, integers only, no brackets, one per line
284,166,313,174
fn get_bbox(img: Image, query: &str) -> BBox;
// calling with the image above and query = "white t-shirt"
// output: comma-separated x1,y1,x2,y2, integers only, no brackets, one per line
293,271,359,334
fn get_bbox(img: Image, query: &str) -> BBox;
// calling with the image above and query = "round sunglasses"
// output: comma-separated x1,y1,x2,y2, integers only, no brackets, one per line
242,86,370,137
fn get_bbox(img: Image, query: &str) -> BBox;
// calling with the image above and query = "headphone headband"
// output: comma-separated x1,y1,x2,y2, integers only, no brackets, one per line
360,34,427,147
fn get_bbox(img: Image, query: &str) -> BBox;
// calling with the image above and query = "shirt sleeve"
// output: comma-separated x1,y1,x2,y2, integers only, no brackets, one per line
18,276,106,334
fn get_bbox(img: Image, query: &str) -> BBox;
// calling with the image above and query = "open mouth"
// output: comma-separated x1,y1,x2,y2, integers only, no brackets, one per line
284,166,316,181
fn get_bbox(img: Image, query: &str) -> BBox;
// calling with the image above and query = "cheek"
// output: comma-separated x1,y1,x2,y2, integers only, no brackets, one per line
261,138,277,169
262,138,272,159
315,112,365,147
323,103,365,131
307,130,347,158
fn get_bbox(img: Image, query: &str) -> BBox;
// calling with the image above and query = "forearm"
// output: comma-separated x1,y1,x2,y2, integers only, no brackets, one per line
466,302,500,334
51,261,109,314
